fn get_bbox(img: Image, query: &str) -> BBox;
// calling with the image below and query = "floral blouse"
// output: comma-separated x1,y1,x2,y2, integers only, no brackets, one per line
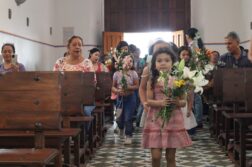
53,57,94,72
0,63,26,73
113,70,138,89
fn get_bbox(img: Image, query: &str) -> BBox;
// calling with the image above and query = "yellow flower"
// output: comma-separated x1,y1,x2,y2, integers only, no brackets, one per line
174,79,185,88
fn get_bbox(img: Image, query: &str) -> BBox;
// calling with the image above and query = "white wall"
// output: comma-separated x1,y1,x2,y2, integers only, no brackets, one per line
241,0,252,49
191,0,251,54
0,0,57,70
54,0,104,59
2,0,250,69
0,0,104,70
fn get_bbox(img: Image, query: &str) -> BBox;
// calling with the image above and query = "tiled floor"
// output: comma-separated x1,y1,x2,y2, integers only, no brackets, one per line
86,124,234,167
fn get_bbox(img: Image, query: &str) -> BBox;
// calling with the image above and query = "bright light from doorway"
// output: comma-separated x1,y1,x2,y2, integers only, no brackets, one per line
124,31,173,58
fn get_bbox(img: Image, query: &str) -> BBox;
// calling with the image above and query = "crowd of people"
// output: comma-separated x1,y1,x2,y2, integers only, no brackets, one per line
1,28,252,167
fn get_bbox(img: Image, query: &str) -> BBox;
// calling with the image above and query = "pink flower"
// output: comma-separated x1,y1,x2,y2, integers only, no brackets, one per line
122,55,133,70
168,76,175,88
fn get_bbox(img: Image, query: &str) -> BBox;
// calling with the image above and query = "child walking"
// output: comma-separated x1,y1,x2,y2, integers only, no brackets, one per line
112,52,139,144
178,46,197,134
142,48,192,167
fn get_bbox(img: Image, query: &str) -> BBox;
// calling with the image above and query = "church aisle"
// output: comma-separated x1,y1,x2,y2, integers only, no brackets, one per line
87,125,234,167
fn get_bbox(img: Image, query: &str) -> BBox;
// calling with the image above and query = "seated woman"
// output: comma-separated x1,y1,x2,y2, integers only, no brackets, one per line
88,48,108,72
84,48,109,128
53,35,94,72
54,35,95,133
0,43,26,73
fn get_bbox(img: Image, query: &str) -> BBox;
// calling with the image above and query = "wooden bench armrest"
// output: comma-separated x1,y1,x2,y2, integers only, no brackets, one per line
0,148,58,165
69,116,94,122
94,108,104,113
223,111,252,119
0,128,81,138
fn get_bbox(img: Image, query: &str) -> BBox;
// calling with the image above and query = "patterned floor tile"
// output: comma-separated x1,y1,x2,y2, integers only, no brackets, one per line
87,124,234,167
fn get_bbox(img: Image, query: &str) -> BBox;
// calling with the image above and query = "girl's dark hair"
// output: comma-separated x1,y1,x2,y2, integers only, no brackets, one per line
88,47,100,58
186,28,204,49
178,46,192,61
168,42,179,55
128,44,137,53
148,40,168,55
150,48,176,89
1,43,15,53
116,41,128,52
67,35,83,48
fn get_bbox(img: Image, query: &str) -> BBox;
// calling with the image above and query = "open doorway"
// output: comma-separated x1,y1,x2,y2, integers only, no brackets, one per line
103,30,184,56
124,32,173,58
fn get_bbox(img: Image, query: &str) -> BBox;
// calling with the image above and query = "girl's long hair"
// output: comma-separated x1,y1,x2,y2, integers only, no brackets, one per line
150,48,176,89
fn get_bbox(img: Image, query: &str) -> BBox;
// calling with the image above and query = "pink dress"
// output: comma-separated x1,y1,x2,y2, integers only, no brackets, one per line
142,80,192,149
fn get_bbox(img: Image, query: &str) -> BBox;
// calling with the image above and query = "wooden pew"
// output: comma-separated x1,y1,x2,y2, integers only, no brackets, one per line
213,69,252,167
219,69,246,150
0,72,81,167
0,73,61,166
60,71,96,165
93,72,112,147
232,69,252,167
0,121,58,167
211,69,245,144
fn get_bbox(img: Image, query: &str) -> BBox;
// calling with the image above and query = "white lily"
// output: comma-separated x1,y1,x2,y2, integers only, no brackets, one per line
182,67,197,79
192,71,209,94
203,64,214,75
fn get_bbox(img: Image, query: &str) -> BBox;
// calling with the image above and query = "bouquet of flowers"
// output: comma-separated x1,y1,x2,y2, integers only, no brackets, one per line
157,60,194,128
104,57,112,71
118,54,132,91
188,48,212,71
157,59,209,127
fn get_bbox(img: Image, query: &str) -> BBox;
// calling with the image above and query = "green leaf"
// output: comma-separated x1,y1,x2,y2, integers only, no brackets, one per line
178,59,185,72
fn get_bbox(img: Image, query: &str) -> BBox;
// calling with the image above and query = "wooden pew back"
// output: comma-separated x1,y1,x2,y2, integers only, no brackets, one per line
95,72,112,101
213,69,223,103
60,72,95,116
222,69,246,103
245,69,252,111
0,72,62,130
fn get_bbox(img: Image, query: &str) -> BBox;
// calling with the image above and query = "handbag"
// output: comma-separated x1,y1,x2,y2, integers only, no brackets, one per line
115,97,123,121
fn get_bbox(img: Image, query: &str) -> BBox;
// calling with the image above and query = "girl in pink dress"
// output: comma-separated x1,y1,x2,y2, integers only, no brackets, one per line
142,48,192,167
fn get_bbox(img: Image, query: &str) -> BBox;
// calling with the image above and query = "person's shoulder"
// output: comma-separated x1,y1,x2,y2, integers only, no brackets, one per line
17,63,25,68
83,58,91,62
17,62,25,66
219,52,230,60
241,49,248,57
130,70,139,76
220,52,230,57
143,66,150,74
55,57,65,64
114,71,121,75
113,71,121,79
17,63,26,71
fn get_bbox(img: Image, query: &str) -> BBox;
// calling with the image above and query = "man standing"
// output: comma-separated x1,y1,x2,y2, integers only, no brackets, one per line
220,32,252,68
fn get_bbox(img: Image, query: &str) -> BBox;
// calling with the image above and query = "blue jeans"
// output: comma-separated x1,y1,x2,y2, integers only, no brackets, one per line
84,105,96,132
84,106,96,116
116,94,136,137
194,93,203,125
136,104,144,126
